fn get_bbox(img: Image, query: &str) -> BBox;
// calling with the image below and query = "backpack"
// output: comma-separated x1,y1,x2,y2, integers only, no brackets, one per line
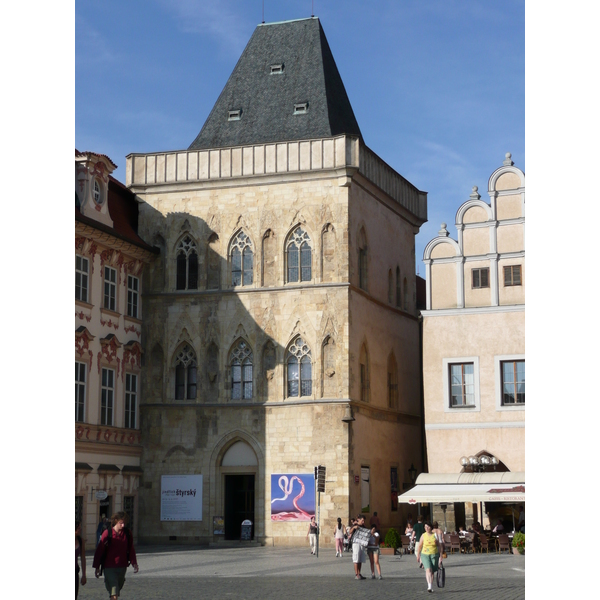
98,526,132,575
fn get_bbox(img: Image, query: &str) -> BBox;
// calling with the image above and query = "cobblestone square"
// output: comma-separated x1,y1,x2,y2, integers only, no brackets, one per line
78,545,525,599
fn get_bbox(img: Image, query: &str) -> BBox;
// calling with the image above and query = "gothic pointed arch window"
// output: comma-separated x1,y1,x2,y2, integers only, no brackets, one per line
230,230,253,287
174,344,197,400
286,336,312,397
403,277,409,310
286,227,312,283
230,339,253,400
388,269,393,304
360,343,370,402
395,267,401,308
176,235,198,290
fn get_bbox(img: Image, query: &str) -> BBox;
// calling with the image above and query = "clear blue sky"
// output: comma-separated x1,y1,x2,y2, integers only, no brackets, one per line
75,0,524,272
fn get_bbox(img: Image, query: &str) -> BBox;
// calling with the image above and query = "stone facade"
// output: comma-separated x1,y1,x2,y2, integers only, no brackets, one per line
128,135,427,545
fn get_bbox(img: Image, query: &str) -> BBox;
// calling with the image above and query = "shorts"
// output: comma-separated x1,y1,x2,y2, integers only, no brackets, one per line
367,547,380,556
352,544,366,563
421,552,439,573
104,567,127,596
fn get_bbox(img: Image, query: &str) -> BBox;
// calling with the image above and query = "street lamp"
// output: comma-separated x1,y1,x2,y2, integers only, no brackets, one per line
459,453,499,473
408,463,417,485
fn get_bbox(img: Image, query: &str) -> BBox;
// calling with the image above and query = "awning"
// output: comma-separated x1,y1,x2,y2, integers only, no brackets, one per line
398,471,525,504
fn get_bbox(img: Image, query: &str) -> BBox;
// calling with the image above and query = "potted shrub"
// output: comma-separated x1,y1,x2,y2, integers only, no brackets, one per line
512,532,525,555
382,527,401,555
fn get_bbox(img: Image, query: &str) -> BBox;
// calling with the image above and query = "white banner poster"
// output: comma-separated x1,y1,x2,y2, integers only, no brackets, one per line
160,474,203,521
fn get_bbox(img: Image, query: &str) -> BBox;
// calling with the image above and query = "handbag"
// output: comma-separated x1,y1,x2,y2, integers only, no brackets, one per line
436,564,445,588
442,551,448,559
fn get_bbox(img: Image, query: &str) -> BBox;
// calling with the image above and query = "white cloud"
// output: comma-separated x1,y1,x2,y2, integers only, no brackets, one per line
157,0,252,56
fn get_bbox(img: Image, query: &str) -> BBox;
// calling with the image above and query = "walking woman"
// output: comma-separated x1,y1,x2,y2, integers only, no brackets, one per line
334,517,345,557
76,521,87,599
415,521,443,593
306,516,318,555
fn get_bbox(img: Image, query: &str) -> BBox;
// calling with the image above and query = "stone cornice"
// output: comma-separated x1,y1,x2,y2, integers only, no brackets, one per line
425,421,524,430
140,397,421,424
420,304,524,317
144,281,350,299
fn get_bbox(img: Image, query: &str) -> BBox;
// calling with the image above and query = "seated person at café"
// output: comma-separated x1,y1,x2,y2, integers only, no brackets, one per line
492,519,504,533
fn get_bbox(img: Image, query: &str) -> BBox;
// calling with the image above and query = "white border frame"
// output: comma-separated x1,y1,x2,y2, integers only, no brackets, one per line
442,356,481,413
495,354,525,412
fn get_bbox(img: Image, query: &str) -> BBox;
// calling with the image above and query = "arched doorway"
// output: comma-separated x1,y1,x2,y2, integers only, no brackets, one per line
221,440,258,540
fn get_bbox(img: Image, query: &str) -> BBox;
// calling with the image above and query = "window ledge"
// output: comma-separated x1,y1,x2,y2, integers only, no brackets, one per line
124,315,142,325
101,307,121,319
76,300,94,310
497,404,525,412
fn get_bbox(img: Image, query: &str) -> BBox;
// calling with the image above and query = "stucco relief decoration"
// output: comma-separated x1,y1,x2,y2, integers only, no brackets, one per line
76,425,85,439
124,324,141,338
76,164,87,193
76,327,95,369
100,317,120,330
76,311,92,323
124,259,143,277
98,334,122,376
75,237,98,272
122,341,142,380
90,160,108,183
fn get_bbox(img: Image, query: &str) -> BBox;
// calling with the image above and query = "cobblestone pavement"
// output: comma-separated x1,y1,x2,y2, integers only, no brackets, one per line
79,545,525,599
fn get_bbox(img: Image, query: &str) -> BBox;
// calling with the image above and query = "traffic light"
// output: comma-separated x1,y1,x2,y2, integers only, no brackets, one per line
316,465,326,493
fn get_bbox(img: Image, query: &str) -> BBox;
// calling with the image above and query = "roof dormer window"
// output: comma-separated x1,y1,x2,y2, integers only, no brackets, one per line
93,179,104,205
228,109,242,121
293,102,308,115
270,63,284,74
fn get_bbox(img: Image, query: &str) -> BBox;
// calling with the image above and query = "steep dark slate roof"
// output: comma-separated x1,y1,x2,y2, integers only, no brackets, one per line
189,18,363,149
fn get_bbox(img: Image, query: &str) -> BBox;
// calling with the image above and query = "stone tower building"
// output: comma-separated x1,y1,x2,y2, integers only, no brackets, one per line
126,17,427,545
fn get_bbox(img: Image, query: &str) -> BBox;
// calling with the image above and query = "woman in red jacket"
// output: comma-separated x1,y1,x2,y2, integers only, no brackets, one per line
93,512,139,599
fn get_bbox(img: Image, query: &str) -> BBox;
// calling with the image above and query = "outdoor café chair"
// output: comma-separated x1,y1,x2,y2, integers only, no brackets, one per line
449,534,461,554
400,535,412,554
497,533,511,554
478,533,493,553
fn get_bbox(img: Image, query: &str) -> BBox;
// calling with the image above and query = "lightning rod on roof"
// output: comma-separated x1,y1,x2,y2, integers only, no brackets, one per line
262,0,265,23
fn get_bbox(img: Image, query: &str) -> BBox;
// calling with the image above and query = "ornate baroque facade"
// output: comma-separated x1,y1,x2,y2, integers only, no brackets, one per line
75,150,157,547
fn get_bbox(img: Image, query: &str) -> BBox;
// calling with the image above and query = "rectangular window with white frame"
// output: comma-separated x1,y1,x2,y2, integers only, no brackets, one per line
127,275,139,319
101,367,114,425
443,357,480,413
104,266,117,311
76,255,89,302
450,363,475,406
75,361,86,422
495,355,525,411
125,373,137,429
